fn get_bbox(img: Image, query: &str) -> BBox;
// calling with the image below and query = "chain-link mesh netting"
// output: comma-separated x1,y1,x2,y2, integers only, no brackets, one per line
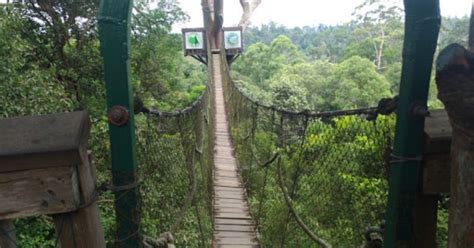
132,81,214,247
220,56,395,247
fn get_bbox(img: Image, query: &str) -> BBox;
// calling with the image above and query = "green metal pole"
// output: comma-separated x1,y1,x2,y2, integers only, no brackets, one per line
98,1,141,247
383,0,440,247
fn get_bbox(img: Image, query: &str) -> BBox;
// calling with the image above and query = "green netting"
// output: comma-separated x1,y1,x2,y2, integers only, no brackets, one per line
221,55,395,247
132,82,214,247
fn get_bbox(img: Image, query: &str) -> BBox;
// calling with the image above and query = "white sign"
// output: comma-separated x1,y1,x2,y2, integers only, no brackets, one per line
184,32,204,50
224,31,242,49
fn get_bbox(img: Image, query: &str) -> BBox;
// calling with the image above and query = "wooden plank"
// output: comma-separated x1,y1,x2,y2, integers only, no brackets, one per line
215,224,255,232
215,231,256,239
215,218,254,225
215,176,241,182
215,162,237,167
423,153,450,194
0,111,90,173
215,207,250,213
424,109,452,154
216,245,259,248
216,201,248,206
215,194,245,201
215,167,238,172
215,188,244,194
215,212,251,219
215,158,237,164
215,170,238,175
215,171,240,177
215,203,248,209
215,181,241,187
215,178,240,183
215,237,258,245
215,186,245,192
0,166,80,220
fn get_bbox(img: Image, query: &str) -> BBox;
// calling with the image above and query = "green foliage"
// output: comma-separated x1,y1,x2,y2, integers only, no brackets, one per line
270,76,309,111
328,56,391,109
234,42,391,111
0,1,208,246
0,8,74,117
233,35,304,90
14,217,56,248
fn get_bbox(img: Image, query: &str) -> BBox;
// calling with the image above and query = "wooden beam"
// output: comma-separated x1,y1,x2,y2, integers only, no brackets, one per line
0,111,105,246
51,147,106,248
423,109,451,194
0,165,80,220
0,111,90,173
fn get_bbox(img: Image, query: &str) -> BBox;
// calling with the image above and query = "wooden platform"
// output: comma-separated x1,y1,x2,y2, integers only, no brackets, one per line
212,54,259,248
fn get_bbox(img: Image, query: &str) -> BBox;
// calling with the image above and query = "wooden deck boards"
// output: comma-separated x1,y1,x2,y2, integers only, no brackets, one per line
212,54,259,247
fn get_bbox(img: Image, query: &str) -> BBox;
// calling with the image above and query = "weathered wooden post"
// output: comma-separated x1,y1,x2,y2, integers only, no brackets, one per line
0,111,105,247
436,43,474,247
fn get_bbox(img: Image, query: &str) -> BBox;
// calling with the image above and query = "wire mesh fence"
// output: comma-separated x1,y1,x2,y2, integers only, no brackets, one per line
133,82,215,247
221,57,395,247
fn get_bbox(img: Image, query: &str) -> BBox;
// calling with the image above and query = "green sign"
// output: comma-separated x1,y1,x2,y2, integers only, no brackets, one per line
185,32,204,49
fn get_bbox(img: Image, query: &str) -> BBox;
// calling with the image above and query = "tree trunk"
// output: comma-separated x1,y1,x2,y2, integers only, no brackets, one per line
436,43,474,248
239,0,262,31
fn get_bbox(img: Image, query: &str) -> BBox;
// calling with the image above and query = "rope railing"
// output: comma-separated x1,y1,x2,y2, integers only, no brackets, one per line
133,81,214,247
230,79,380,118
87,78,215,247
219,53,396,247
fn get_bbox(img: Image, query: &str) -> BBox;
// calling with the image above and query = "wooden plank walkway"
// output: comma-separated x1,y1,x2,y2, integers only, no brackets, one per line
212,54,259,248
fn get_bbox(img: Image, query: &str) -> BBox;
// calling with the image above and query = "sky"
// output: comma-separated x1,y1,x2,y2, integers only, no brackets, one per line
173,0,472,31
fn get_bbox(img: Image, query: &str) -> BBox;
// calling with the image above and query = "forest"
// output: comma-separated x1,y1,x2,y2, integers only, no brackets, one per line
0,0,468,247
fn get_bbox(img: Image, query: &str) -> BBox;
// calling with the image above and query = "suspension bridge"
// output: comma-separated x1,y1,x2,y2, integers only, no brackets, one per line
212,54,259,247
2,0,473,247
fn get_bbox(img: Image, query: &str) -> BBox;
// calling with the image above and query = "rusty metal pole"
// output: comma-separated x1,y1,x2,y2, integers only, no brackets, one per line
436,44,474,248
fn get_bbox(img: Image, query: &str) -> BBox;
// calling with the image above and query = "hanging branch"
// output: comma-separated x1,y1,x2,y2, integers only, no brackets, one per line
239,0,262,30
276,159,332,248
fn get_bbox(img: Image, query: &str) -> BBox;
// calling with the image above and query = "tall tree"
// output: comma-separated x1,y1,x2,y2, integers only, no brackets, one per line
239,0,262,30
350,0,403,71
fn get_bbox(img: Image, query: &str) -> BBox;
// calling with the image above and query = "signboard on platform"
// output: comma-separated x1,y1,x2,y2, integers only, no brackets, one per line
185,32,204,49
223,27,243,55
224,30,242,49
182,28,207,57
